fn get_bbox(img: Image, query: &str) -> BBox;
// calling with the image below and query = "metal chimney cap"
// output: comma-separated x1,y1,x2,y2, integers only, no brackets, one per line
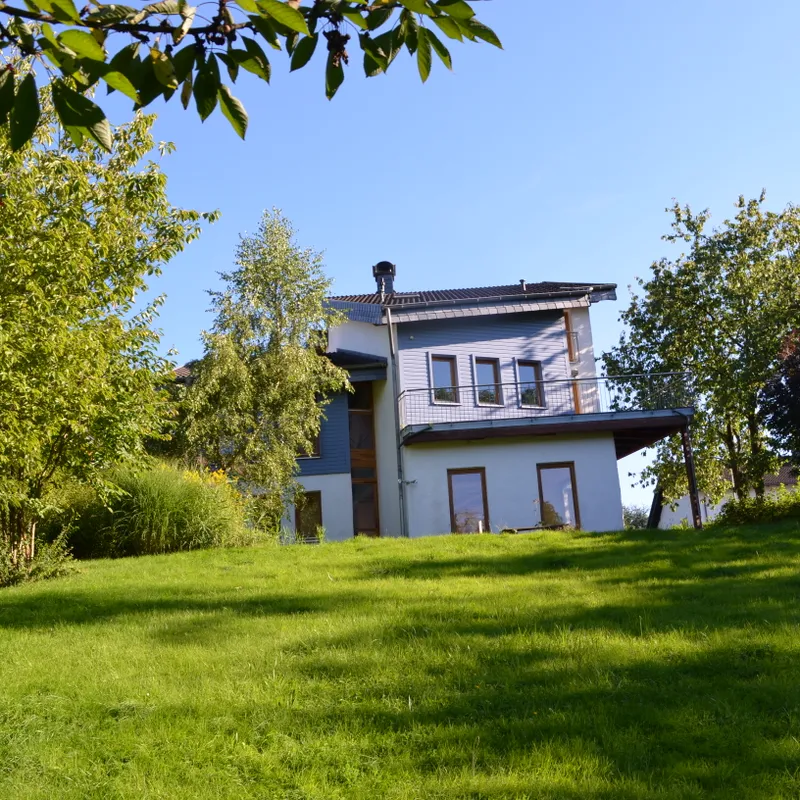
372,261,396,278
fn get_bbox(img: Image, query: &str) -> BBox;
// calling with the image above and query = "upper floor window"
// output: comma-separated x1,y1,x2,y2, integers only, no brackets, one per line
517,360,545,407
474,357,502,406
431,355,459,404
298,430,321,459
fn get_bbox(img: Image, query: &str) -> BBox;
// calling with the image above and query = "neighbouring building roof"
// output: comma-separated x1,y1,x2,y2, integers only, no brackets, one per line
764,464,798,487
329,280,617,309
172,350,387,384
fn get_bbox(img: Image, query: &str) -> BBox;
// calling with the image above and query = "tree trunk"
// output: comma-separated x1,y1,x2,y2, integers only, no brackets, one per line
747,412,765,498
723,418,747,501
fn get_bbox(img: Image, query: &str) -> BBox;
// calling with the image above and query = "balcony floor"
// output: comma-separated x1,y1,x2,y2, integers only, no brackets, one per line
400,408,694,459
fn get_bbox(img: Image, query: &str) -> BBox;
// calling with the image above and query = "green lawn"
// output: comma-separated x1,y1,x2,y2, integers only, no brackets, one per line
2,524,800,799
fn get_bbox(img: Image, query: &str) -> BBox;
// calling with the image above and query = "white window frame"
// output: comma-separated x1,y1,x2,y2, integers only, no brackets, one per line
428,352,461,405
471,355,504,407
514,357,546,409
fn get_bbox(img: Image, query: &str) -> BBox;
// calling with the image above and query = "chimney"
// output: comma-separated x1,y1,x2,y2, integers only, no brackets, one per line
519,279,527,292
373,261,396,298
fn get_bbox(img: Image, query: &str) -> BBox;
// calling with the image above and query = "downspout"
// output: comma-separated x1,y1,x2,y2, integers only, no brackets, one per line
386,307,409,538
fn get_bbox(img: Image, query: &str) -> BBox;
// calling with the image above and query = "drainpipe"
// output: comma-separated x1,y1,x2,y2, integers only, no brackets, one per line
386,307,409,538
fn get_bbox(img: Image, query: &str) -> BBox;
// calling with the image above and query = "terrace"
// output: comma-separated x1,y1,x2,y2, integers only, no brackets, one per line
398,372,695,458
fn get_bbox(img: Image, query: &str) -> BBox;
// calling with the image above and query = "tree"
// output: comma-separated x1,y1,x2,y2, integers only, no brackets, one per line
185,209,349,530
602,193,800,504
0,104,216,571
0,1,501,152
760,331,800,466
622,505,648,530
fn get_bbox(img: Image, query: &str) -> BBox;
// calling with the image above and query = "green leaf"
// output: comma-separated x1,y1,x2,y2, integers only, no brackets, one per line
173,5,195,44
40,22,60,48
193,53,219,121
434,0,474,19
217,84,248,139
238,36,271,81
399,9,418,54
401,0,434,16
171,44,197,83
0,70,14,127
58,29,106,60
9,73,39,151
426,26,451,69
248,15,282,49
366,7,392,30
144,0,181,13
257,0,309,35
50,0,81,23
52,79,113,151
431,15,462,41
457,17,502,48
236,0,259,10
217,51,239,82
341,10,368,30
84,5,137,24
150,48,179,89
289,33,317,71
180,74,192,109
416,27,431,82
325,51,344,99
101,70,139,102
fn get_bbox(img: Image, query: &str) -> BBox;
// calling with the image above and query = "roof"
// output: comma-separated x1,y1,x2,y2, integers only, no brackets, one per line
324,350,387,369
329,280,617,308
764,464,798,487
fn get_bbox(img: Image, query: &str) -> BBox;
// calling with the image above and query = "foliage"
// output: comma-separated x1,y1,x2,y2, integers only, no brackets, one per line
622,504,649,529
0,1,502,150
0,531,73,587
186,209,349,530
713,483,800,527
603,193,800,504
56,463,252,558
3,523,800,796
760,331,800,465
0,104,216,570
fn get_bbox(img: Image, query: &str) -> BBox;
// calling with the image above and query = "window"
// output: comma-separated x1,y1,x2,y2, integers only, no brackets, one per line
295,491,323,541
518,360,544,407
298,431,321,459
431,355,459,403
353,483,380,537
447,468,490,533
537,463,580,528
474,358,502,405
564,311,580,363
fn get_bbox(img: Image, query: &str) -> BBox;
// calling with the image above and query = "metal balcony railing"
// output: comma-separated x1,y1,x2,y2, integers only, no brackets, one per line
398,373,693,432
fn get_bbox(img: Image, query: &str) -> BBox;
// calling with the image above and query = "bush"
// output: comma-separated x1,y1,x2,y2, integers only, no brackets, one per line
713,485,800,527
0,532,73,588
623,505,649,529
58,464,252,559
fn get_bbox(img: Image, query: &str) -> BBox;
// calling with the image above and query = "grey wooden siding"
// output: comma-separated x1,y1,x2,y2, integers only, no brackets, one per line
397,312,573,426
298,392,351,476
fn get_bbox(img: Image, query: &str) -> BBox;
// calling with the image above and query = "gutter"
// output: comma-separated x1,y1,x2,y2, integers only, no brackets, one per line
376,286,616,316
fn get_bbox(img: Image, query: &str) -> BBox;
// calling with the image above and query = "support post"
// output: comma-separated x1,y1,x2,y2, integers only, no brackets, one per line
681,425,703,529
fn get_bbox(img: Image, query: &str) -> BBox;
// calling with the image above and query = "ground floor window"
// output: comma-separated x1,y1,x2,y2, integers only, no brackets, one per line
295,491,323,542
537,462,580,528
447,468,490,533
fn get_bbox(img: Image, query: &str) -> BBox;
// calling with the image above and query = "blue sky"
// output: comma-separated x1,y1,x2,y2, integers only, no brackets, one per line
131,1,800,508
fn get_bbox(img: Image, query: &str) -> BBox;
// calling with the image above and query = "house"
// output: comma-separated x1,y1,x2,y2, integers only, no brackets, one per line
290,262,697,541
654,464,798,528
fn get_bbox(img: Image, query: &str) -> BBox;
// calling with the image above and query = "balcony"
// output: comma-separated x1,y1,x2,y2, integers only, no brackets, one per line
398,373,695,457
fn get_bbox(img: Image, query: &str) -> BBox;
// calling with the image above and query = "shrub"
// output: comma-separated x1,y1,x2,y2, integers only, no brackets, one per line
623,505,649,529
0,532,73,588
60,464,252,559
713,485,800,527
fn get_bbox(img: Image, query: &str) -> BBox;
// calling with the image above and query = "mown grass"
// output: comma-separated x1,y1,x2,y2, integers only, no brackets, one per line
2,523,800,799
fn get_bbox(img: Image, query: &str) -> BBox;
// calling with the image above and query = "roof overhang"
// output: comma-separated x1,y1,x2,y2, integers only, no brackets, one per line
387,297,590,324
401,408,693,459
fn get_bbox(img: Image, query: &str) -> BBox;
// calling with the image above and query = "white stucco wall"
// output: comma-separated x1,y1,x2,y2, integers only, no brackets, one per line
328,320,402,537
402,433,623,536
569,307,597,380
286,473,354,542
